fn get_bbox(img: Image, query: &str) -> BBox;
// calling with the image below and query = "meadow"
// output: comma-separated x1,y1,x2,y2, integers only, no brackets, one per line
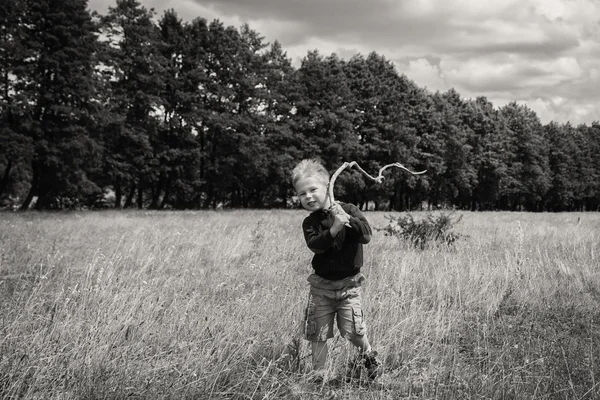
0,210,599,399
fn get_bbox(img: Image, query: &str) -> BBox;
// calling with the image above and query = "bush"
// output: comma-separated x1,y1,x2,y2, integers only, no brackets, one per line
377,211,463,249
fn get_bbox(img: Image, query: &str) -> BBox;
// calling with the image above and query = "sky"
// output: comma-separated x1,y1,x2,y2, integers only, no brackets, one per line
88,0,600,125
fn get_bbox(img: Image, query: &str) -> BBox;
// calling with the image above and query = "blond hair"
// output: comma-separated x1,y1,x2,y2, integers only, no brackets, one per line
291,159,329,186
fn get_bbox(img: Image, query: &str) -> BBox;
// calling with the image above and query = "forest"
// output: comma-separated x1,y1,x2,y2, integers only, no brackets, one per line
1,0,599,211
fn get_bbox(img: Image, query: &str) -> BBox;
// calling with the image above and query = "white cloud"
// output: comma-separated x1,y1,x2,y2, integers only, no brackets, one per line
525,97,599,126
87,0,600,124
441,55,582,92
402,58,449,92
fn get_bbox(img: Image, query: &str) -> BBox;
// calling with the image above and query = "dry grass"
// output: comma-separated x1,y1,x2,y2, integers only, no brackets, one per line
1,210,599,399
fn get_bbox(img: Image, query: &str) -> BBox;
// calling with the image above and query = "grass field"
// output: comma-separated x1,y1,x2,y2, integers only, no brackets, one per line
1,210,599,399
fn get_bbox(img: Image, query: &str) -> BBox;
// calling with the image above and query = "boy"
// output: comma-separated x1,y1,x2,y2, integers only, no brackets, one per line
292,159,381,382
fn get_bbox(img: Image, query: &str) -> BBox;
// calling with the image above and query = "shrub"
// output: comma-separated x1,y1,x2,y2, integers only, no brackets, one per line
377,211,463,249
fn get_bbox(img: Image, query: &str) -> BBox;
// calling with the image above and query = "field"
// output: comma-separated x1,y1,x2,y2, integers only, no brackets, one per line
1,210,599,399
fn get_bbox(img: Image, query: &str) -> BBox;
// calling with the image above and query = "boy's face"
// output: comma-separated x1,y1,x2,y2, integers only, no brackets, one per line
294,176,329,212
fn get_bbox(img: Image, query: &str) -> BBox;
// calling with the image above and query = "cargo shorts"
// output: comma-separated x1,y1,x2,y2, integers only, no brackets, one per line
303,272,367,342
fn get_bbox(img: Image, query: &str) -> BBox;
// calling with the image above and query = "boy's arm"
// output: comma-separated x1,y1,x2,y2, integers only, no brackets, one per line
302,215,344,254
344,204,372,244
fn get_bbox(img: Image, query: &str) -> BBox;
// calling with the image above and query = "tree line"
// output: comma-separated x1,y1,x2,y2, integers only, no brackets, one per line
1,0,599,211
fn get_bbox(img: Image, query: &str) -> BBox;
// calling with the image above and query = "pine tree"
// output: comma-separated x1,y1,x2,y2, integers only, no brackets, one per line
296,51,360,206
499,102,550,211
260,41,303,207
99,0,167,208
463,96,509,210
193,20,272,208
583,122,600,210
17,0,100,209
0,0,32,203
435,88,477,209
151,9,200,209
544,122,576,210
344,52,424,210
228,23,270,208
572,123,597,210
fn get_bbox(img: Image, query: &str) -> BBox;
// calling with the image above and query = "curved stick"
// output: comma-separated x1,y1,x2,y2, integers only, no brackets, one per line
327,162,426,205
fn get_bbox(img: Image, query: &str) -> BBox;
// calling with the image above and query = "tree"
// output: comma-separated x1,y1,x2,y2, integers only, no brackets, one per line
227,23,271,208
251,40,302,208
344,52,424,210
499,102,550,211
574,123,600,210
0,0,32,204
434,89,477,209
149,9,202,209
463,96,510,210
99,0,166,208
586,122,600,210
4,1,599,212
166,16,210,209
544,122,577,210
196,20,261,208
295,51,361,208
17,0,100,210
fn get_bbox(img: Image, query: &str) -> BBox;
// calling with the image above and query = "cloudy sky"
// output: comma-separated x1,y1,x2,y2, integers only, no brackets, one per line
89,0,600,125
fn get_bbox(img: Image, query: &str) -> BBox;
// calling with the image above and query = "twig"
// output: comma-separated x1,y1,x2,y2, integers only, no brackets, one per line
327,161,426,205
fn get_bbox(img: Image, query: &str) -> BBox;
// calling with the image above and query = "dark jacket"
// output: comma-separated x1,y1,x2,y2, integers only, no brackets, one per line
302,202,372,280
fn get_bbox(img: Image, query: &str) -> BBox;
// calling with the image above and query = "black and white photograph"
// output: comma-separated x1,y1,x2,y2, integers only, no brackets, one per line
1,0,599,398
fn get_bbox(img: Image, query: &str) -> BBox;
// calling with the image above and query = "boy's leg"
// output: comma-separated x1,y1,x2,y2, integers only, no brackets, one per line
338,306,373,354
348,333,371,354
304,286,335,373
335,286,367,344
336,286,382,379
311,341,328,371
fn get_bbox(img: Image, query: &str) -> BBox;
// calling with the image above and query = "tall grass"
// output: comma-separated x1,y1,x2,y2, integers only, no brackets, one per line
1,210,599,399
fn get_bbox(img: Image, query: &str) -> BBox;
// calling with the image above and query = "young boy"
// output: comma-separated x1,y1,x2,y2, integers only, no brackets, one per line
292,159,381,382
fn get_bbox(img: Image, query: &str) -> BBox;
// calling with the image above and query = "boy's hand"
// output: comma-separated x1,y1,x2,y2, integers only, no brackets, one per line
331,202,352,229
330,202,351,219
330,212,350,236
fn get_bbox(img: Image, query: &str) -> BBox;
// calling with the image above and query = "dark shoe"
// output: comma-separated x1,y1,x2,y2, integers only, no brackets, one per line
346,350,382,381
362,350,382,380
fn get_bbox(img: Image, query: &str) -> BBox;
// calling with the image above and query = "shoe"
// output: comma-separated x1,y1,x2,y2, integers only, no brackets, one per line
362,350,382,380
346,350,382,381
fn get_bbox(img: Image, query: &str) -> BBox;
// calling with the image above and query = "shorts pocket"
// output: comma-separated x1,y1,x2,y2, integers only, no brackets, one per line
304,298,317,337
305,319,316,337
351,306,366,336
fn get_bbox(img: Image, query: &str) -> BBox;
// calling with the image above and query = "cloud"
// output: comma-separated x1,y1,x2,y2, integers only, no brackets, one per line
87,0,600,124
398,58,450,92
442,55,582,93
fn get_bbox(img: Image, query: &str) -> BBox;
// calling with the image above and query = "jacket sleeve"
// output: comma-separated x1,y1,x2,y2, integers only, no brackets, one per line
302,215,336,254
345,204,372,244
